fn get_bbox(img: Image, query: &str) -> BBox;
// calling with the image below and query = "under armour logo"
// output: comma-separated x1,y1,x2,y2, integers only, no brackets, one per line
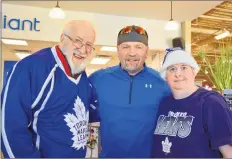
145,84,152,88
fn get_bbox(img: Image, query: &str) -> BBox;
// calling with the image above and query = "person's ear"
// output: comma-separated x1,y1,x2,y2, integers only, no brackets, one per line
60,34,65,42
145,46,149,58
192,68,197,78
117,45,120,57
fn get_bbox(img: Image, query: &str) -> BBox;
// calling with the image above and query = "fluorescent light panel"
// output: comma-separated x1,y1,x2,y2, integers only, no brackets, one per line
215,30,230,40
90,57,111,65
86,68,97,75
2,39,28,46
100,46,117,52
15,53,31,59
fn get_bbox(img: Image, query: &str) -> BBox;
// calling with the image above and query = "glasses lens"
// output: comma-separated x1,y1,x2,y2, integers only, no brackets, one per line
74,39,83,48
85,45,95,53
134,26,146,35
120,26,132,34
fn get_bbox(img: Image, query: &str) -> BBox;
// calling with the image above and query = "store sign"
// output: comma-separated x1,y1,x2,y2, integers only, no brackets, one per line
3,15,40,31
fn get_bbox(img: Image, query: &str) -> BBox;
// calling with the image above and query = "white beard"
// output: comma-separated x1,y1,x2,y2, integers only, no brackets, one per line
67,58,88,75
61,48,87,75
61,47,95,76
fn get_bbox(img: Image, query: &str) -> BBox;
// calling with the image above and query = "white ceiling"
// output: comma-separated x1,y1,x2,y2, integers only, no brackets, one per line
3,1,222,21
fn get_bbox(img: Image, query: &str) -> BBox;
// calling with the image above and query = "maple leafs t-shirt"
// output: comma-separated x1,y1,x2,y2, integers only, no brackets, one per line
152,88,232,158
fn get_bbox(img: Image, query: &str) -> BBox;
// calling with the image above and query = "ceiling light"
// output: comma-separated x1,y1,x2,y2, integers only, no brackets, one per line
15,53,31,59
90,57,111,65
165,20,178,31
100,46,117,52
165,1,178,31
49,1,65,19
215,30,230,40
2,39,28,45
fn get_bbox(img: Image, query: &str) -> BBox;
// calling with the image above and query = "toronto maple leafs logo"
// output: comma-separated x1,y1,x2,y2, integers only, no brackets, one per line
64,96,89,150
162,137,172,155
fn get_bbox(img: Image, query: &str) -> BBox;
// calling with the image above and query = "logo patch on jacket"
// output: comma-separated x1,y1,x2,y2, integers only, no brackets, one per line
64,96,89,150
162,137,172,155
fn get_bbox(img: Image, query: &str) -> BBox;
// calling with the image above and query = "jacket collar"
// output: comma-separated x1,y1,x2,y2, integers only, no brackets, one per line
55,45,82,79
55,45,72,77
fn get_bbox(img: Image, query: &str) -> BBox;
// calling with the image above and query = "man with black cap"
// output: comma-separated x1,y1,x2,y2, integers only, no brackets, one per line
89,25,170,157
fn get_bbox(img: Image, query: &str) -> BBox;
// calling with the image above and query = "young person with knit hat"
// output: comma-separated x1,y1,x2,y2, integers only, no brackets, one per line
152,48,232,158
89,25,170,157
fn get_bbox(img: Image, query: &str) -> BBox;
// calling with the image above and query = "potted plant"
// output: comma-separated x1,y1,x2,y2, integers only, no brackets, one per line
196,43,232,92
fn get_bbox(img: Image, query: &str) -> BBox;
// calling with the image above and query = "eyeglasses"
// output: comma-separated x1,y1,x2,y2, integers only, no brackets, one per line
64,34,95,53
119,25,148,37
167,65,190,73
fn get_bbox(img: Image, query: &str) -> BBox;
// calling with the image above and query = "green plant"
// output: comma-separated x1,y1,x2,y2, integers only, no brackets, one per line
197,43,232,91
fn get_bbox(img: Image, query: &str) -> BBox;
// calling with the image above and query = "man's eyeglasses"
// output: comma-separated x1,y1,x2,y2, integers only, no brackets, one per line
119,25,148,37
64,34,95,53
167,65,189,73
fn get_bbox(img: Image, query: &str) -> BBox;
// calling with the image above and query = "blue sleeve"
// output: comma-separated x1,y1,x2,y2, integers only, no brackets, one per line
1,62,41,158
89,84,100,123
88,71,103,123
203,94,232,149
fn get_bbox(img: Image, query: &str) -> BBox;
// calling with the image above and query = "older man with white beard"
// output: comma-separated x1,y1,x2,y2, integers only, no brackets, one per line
1,20,97,158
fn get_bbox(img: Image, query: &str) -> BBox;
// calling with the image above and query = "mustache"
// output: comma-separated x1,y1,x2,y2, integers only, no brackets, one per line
73,50,81,55
125,56,140,61
73,50,87,58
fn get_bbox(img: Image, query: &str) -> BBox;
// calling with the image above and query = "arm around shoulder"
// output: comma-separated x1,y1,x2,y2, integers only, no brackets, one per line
89,83,100,123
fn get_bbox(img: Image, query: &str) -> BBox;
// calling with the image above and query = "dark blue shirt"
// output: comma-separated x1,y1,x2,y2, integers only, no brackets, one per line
152,88,232,158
